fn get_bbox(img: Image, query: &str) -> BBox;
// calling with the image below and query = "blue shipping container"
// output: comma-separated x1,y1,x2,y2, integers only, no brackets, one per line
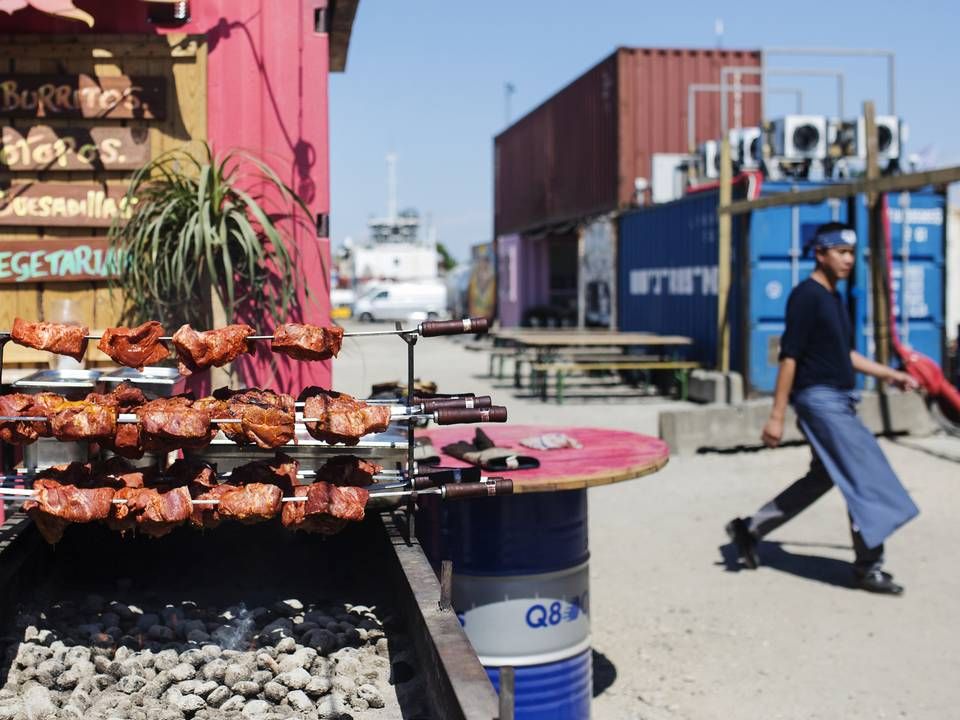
851,190,946,389
617,182,947,394
617,189,744,372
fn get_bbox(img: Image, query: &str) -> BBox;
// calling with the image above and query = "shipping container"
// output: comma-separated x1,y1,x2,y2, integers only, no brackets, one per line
495,233,572,328
618,181,947,395
851,190,947,388
495,47,761,236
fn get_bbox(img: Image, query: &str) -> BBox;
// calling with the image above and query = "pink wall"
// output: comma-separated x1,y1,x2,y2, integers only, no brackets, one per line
0,0,334,393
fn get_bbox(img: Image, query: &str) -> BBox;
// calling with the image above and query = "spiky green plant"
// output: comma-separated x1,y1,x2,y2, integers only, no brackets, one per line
109,142,312,331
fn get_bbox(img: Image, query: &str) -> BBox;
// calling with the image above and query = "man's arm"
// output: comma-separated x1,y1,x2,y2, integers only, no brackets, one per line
850,351,918,390
762,357,796,448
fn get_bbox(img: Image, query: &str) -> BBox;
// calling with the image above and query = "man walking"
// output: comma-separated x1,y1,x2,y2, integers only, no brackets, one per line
726,222,919,595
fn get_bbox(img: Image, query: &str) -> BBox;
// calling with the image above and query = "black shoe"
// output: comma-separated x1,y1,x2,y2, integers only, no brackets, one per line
725,517,759,569
855,569,904,596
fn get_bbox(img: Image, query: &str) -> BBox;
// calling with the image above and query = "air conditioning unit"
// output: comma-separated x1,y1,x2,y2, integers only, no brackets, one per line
698,140,721,180
856,115,901,163
738,127,763,169
771,115,828,160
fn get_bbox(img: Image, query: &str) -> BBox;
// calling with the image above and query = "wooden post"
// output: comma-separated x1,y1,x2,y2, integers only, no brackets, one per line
864,101,892,369
717,137,733,372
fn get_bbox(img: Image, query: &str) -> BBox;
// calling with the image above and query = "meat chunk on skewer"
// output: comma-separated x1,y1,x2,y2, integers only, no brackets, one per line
190,454,295,528
107,485,192,538
315,455,381,487
86,382,148,411
23,464,116,544
271,323,344,361
51,401,117,441
281,482,369,535
97,321,170,369
298,387,392,445
172,324,255,375
0,392,50,445
11,317,88,362
136,397,214,450
212,388,296,448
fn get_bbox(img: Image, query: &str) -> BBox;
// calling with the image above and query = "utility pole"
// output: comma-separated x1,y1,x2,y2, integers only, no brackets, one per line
504,82,516,127
864,101,891,369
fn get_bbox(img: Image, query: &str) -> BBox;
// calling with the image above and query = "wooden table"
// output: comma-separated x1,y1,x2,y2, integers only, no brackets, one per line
420,424,670,493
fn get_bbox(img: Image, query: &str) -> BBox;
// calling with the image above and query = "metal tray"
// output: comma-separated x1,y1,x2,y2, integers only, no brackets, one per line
13,369,103,391
98,366,183,398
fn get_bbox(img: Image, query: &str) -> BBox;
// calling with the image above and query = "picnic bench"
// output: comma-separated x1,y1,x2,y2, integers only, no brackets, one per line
530,358,701,403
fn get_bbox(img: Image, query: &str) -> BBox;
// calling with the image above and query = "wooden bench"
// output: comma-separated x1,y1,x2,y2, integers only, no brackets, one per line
529,360,701,403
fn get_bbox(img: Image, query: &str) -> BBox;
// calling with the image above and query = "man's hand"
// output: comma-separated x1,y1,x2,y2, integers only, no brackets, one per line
762,415,784,448
887,370,920,392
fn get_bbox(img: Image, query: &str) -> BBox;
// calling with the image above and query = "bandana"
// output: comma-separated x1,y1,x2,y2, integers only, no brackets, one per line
804,228,857,255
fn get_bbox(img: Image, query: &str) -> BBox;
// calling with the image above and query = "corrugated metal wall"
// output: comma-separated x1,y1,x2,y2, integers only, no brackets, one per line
617,48,762,208
494,54,619,237
494,47,762,236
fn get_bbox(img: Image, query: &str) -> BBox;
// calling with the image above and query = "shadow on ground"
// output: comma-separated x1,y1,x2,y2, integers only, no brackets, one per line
592,648,617,698
718,540,855,589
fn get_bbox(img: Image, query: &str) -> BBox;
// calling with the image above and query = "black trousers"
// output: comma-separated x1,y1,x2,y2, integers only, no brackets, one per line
748,454,885,571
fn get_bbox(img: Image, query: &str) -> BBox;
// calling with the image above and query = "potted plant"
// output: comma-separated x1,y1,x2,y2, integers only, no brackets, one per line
109,142,312,332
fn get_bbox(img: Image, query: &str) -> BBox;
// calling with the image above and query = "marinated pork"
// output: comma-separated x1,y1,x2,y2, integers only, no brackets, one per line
96,321,170,369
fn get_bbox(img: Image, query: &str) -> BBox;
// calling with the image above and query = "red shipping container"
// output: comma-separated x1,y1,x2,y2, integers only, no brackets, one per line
494,47,761,236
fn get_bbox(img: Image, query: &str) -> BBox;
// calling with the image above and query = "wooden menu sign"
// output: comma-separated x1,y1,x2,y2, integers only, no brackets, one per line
0,74,166,120
1,125,151,172
0,182,136,227
0,237,119,283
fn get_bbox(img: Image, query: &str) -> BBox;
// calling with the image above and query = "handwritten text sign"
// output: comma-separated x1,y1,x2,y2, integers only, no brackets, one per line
0,237,120,283
0,182,137,227
1,125,151,172
0,74,166,120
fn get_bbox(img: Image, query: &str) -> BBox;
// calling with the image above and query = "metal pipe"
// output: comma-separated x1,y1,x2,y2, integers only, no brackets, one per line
687,82,804,151
762,46,895,113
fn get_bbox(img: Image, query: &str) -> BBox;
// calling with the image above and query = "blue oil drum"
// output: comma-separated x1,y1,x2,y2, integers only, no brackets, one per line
440,489,593,718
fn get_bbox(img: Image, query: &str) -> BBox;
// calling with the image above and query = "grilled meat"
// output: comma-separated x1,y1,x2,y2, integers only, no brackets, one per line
316,455,381,487
217,483,283,524
0,392,48,445
50,401,117,441
136,397,213,447
86,382,148,411
281,482,368,535
213,388,296,448
11,317,88,362
299,387,392,445
97,321,170,369
190,455,294,528
23,469,116,544
271,323,344,361
108,484,192,538
172,324,255,375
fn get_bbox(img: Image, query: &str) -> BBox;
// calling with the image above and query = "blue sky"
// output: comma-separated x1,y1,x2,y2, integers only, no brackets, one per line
329,1,958,261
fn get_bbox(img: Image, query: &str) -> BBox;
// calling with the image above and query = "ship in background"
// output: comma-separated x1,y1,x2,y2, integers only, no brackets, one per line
332,153,447,321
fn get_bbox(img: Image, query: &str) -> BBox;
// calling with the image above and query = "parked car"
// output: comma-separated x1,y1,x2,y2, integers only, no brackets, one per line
354,282,448,322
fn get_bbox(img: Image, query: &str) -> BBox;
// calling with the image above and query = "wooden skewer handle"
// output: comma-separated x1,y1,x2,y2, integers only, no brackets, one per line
433,406,508,425
442,478,513,500
419,396,492,412
419,317,489,337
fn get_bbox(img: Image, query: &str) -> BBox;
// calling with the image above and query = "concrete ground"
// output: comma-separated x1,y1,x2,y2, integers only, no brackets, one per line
332,321,960,720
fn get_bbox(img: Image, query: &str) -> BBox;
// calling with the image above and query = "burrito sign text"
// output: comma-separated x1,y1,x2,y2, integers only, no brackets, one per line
0,74,166,120
0,237,120,283
0,182,137,227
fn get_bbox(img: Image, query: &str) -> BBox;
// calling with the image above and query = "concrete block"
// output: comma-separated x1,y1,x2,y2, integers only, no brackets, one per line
687,370,745,405
659,390,935,455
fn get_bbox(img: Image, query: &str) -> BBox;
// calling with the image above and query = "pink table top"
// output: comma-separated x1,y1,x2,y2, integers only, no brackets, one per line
420,425,670,494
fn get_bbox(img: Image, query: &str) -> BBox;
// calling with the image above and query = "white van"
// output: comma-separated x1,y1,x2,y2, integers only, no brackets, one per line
354,282,448,322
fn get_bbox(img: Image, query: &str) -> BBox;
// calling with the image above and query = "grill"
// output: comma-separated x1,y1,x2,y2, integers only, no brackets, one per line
0,317,506,719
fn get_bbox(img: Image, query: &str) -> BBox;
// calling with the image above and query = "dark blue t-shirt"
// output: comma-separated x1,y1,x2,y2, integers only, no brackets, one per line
778,278,855,391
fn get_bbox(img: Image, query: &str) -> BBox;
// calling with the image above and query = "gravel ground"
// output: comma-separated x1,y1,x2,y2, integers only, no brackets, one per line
333,320,960,719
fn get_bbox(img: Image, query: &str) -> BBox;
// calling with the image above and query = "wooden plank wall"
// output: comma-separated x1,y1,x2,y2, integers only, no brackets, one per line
0,34,206,368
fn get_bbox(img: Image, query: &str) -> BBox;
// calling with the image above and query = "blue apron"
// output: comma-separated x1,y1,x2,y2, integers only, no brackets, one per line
792,385,919,549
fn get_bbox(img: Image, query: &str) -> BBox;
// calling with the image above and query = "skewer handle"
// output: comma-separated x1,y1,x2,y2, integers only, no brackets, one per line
433,406,508,425
419,317,489,337
419,396,491,412
443,478,513,500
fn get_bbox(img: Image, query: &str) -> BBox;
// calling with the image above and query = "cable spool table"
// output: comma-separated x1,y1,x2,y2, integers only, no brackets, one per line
419,425,669,720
